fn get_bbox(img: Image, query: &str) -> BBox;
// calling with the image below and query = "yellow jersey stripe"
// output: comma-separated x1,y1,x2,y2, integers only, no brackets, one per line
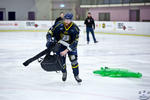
72,64,79,68
48,30,53,35
64,22,73,31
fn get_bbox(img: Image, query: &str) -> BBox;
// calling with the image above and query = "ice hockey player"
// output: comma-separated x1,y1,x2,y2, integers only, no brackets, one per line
46,13,82,83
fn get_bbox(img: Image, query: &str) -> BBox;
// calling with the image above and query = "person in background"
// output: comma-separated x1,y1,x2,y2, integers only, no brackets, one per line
54,12,64,24
84,12,98,44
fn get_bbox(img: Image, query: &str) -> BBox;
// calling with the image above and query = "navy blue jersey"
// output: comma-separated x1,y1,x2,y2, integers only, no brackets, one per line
47,21,80,51
54,17,63,25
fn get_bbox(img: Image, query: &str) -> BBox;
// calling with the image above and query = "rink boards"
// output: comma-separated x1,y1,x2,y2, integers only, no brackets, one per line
0,21,150,37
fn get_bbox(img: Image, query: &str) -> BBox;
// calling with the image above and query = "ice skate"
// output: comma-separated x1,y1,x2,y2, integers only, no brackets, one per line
62,72,67,82
74,75,82,83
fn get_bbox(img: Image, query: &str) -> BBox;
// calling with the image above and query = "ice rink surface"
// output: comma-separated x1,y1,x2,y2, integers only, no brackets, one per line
0,31,150,100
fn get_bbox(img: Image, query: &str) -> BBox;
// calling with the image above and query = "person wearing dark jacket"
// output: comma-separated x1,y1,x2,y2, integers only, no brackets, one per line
46,13,82,83
54,12,64,24
84,12,98,44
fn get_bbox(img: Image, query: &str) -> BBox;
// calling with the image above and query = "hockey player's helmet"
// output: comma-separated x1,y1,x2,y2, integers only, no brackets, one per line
64,13,73,20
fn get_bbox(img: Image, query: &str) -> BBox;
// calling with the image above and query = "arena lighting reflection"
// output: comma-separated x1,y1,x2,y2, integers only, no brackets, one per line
60,4,65,8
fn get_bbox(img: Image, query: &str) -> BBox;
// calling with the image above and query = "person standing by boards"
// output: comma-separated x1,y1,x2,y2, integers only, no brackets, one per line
54,12,64,24
84,12,98,44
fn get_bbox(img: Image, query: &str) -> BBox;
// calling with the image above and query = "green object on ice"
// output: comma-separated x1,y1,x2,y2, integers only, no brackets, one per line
93,67,142,78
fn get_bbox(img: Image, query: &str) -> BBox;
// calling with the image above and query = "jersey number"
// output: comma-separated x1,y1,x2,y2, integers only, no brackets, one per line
62,35,70,41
